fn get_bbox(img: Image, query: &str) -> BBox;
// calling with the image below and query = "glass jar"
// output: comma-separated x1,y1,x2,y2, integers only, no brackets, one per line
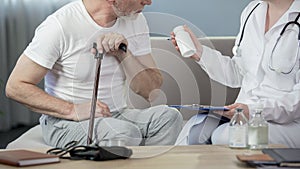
248,108,269,149
229,108,248,148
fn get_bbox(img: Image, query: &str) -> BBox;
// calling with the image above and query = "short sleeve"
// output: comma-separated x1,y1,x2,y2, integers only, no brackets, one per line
24,15,64,69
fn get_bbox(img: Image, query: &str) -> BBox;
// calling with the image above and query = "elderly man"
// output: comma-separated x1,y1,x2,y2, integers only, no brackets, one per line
6,0,182,148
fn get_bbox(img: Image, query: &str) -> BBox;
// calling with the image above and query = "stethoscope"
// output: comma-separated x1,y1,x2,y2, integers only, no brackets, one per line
232,3,300,74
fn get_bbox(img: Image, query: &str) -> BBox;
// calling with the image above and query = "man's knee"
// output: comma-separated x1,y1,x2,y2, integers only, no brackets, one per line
144,106,183,145
158,106,183,140
159,106,183,126
95,118,142,146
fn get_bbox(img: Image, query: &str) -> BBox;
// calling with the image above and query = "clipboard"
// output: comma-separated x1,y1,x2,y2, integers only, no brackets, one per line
262,148,300,167
169,104,229,111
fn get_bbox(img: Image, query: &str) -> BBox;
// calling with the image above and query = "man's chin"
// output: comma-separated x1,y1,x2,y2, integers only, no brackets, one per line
119,13,139,20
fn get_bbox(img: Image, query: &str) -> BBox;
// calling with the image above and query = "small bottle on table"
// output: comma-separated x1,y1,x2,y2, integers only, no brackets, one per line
229,108,248,148
248,107,269,149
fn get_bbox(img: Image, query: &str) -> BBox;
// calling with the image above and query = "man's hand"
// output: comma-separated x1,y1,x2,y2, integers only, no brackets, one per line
96,32,128,61
93,32,162,101
67,100,111,121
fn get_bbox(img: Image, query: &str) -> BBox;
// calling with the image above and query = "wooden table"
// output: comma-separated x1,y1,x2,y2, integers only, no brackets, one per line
0,145,260,169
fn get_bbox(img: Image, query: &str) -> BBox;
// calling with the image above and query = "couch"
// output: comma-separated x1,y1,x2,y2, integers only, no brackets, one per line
6,36,239,149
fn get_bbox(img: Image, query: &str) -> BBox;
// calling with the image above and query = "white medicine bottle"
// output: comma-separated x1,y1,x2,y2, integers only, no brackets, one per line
229,108,248,148
173,25,196,58
248,107,269,149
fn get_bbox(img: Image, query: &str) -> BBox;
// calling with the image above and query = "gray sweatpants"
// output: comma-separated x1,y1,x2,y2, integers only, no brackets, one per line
40,105,183,148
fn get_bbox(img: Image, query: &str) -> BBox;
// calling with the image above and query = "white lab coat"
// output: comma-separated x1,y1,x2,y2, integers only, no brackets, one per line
176,0,300,147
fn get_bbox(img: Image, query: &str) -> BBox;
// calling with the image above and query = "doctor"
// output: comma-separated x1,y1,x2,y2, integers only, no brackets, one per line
172,0,300,147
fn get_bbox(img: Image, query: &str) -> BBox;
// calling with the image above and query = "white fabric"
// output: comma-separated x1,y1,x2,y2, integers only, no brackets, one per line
198,0,300,124
24,0,151,113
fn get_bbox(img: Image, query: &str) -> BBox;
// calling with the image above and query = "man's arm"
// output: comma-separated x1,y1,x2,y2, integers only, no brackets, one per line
118,52,163,101
95,32,162,101
5,54,110,121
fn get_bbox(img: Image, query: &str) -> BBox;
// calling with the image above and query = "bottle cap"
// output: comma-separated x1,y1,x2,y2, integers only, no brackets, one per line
235,108,243,112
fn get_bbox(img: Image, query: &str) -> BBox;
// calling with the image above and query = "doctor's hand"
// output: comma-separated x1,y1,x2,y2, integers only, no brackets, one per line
221,103,250,120
95,33,129,61
66,101,111,121
170,25,203,61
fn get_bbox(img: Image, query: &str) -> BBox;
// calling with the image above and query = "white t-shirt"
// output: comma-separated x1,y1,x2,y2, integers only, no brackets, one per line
24,0,151,112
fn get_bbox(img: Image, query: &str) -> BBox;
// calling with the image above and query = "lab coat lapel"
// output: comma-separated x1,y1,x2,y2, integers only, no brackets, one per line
238,2,267,93
253,2,267,43
245,2,266,75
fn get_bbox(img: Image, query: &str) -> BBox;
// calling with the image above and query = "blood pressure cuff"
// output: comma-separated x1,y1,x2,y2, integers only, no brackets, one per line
69,145,133,161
